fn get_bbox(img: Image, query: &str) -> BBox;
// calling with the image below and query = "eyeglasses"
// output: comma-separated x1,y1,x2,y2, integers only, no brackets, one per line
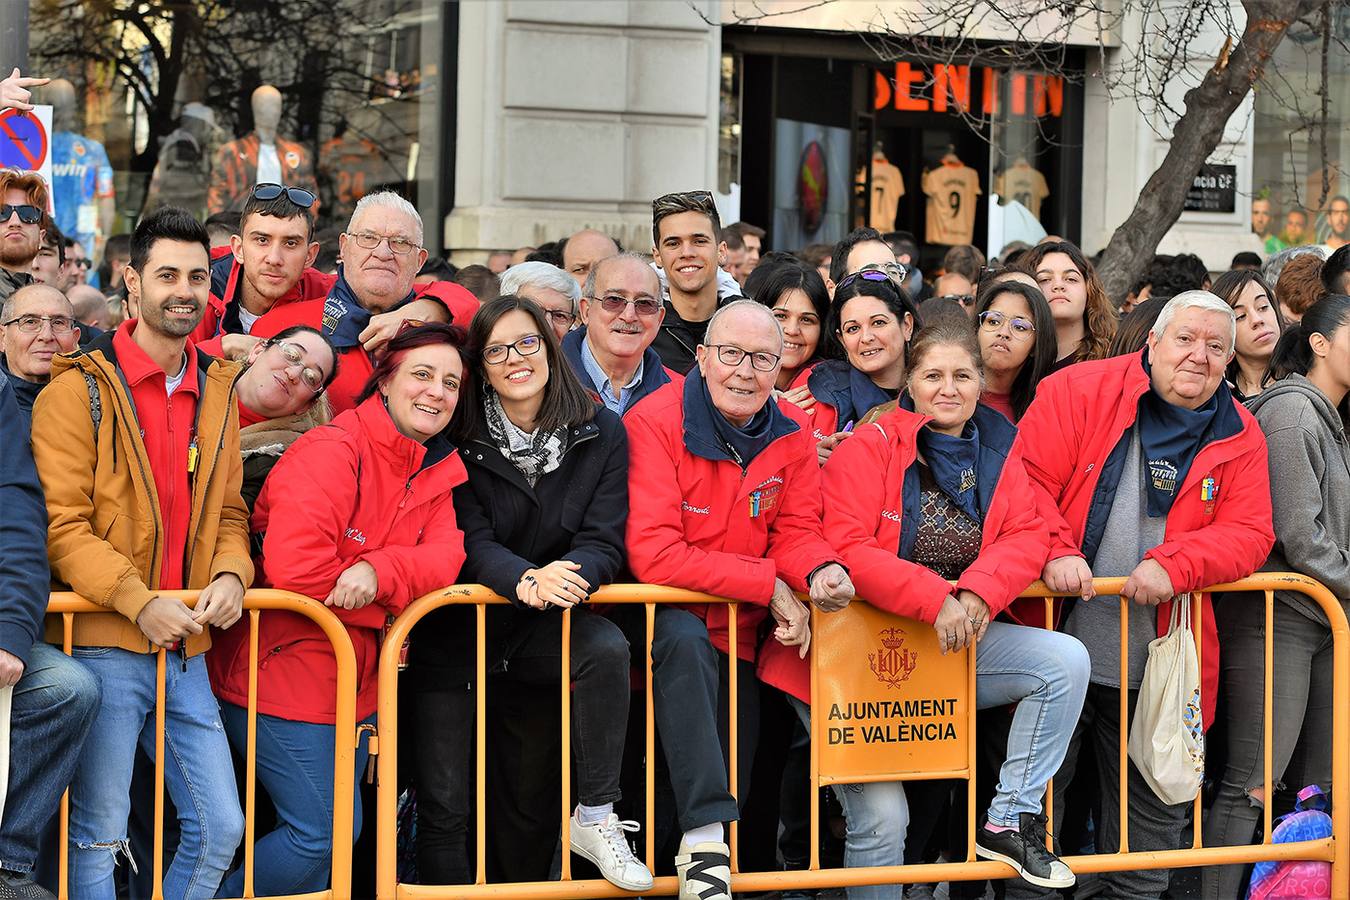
590,295,663,317
71,257,92,269
0,204,42,225
706,343,780,372
543,308,578,328
251,183,317,208
978,310,1036,338
2,313,75,335
483,334,543,366
859,261,909,283
936,293,976,308
270,340,328,392
347,231,420,255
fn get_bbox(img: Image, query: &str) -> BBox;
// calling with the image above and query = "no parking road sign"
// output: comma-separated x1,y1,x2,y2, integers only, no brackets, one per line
0,106,53,199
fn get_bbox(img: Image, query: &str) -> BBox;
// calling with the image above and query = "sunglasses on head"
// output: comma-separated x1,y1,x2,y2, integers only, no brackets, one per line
0,204,42,225
834,269,897,294
250,183,317,208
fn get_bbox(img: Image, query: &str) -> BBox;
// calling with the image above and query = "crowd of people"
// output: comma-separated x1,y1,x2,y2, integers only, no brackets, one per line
0,75,1347,900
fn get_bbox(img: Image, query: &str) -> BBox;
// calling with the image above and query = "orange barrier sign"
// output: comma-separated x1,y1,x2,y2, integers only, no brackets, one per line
812,602,971,783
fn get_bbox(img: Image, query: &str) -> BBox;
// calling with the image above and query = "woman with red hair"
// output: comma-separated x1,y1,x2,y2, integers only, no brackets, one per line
209,322,471,896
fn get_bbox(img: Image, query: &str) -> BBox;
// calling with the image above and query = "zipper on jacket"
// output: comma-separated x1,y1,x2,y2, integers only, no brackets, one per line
399,477,413,510
258,640,302,670
98,363,163,605
182,372,238,581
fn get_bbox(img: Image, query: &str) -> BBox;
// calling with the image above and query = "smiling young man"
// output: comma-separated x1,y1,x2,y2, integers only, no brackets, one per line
31,206,251,898
650,191,730,374
0,168,48,302
561,251,675,416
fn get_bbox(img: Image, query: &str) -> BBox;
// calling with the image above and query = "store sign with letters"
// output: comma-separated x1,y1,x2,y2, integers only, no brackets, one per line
874,62,1064,118
812,602,970,783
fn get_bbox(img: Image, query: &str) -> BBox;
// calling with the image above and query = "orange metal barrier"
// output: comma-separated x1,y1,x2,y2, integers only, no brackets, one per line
372,575,1348,898
47,590,359,900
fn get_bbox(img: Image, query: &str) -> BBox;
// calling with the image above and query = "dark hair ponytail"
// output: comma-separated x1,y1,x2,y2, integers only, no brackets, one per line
1267,293,1350,383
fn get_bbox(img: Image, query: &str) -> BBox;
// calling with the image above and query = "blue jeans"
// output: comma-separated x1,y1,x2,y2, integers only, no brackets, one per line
975,621,1089,825
218,703,374,897
0,643,100,874
788,695,908,900
67,648,243,900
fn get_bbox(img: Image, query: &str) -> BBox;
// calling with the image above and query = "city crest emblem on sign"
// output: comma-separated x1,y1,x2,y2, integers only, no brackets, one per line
868,627,917,689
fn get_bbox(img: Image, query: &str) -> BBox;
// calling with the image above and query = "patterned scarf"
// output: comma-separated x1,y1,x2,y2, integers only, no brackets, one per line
482,390,568,487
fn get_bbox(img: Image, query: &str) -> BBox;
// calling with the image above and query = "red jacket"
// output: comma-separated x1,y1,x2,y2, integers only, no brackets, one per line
191,248,337,344
1017,352,1274,727
624,379,839,662
760,404,1048,702
208,395,468,723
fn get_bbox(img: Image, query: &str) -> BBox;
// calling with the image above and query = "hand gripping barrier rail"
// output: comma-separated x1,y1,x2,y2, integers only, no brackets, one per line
362,575,1347,898
46,590,359,900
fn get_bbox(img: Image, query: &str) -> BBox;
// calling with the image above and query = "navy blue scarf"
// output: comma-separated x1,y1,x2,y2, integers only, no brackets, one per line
918,421,983,522
682,366,794,468
320,267,416,351
1137,353,1225,517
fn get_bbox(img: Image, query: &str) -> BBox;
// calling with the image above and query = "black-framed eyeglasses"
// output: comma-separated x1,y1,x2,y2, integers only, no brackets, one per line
483,334,543,366
2,313,76,335
936,293,976,308
707,343,780,372
543,308,578,328
978,310,1036,337
590,295,663,317
0,204,42,225
269,340,328,392
347,231,419,255
251,183,317,209
71,257,92,269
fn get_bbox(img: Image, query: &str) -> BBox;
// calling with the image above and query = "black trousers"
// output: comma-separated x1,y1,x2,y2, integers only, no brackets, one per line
411,608,631,885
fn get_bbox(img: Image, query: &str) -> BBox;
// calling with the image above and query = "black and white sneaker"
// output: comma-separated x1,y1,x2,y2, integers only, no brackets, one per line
675,840,731,900
975,812,1075,889
0,871,56,900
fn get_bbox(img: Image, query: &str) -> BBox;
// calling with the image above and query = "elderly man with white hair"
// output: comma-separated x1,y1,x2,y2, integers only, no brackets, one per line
499,260,581,339
1012,290,1275,900
235,190,451,413
622,299,854,900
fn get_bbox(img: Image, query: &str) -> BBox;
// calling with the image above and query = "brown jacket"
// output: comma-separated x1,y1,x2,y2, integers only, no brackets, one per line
31,333,254,655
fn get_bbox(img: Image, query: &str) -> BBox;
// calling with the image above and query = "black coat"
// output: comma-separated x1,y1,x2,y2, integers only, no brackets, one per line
406,404,629,685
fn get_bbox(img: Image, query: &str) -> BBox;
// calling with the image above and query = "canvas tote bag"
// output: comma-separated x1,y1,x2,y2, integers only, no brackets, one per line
1127,594,1205,805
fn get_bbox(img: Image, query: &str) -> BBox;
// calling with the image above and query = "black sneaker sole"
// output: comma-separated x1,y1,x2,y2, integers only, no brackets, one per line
975,842,1076,889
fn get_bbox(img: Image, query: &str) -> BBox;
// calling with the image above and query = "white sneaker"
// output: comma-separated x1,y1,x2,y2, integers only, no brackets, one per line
675,840,731,900
570,812,654,892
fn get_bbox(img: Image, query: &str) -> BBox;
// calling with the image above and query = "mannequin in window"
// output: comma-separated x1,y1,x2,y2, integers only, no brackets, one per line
45,78,115,263
993,156,1050,219
857,142,905,232
208,85,319,214
144,103,217,219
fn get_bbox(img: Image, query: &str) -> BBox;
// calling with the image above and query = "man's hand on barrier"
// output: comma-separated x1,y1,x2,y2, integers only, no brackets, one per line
956,589,991,643
137,596,204,648
1122,557,1174,606
0,649,24,688
523,560,590,609
809,563,854,612
0,68,49,113
326,561,379,610
934,594,975,655
770,578,812,658
816,431,850,466
1042,555,1095,600
194,573,245,629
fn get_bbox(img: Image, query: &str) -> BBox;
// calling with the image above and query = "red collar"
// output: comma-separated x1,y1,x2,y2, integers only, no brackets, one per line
113,320,201,395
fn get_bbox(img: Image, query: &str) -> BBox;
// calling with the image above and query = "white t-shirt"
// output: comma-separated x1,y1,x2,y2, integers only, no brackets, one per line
256,143,282,185
164,353,189,395
237,305,261,334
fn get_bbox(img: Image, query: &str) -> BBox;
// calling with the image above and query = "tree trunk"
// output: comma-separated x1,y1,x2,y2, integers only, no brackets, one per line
1095,0,1321,302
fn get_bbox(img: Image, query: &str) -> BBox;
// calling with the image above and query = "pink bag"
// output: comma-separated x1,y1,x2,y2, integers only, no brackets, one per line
1246,785,1334,900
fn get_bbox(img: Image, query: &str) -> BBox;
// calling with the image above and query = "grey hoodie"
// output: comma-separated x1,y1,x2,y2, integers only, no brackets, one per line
1247,374,1350,624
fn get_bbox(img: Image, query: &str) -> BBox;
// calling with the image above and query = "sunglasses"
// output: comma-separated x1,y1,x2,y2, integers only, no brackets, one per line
590,295,663,317
250,183,317,208
936,293,976,307
0,204,42,225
